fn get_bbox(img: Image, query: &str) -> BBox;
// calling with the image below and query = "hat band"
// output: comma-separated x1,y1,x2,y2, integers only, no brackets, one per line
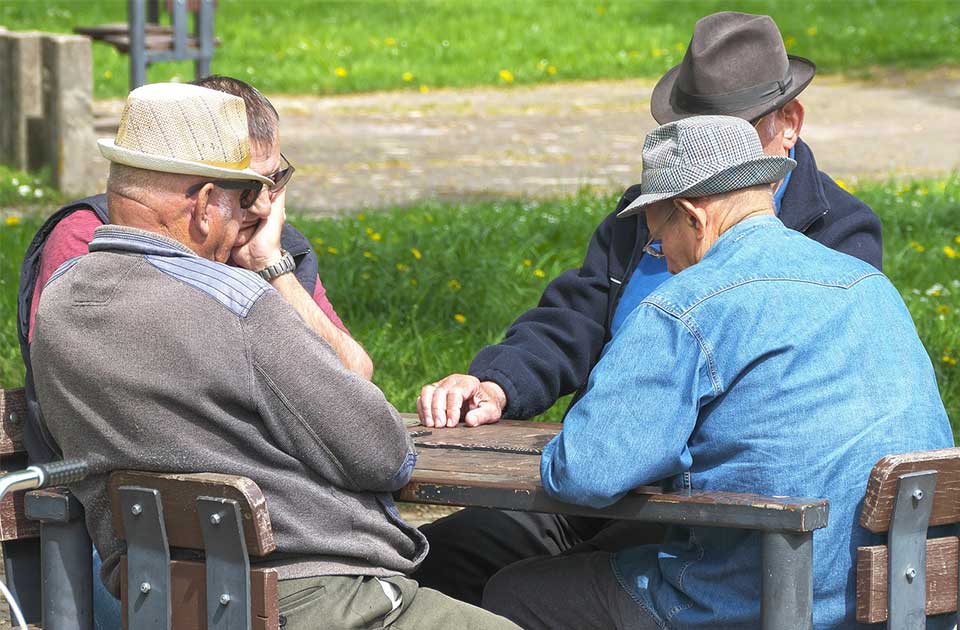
672,73,793,116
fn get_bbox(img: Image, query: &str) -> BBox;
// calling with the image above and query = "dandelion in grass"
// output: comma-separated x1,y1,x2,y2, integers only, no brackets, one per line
784,36,797,49
327,246,338,254
910,241,926,253
410,278,418,287
411,247,422,260
448,279,462,291
396,263,410,272
363,250,375,259
499,69,514,84
954,236,960,246
937,305,951,316
419,85,430,94
313,237,325,246
944,246,958,259
385,37,396,46
361,272,371,280
370,232,382,242
453,313,467,324
547,66,557,75
806,26,818,36
651,48,663,58
917,186,929,196
523,259,533,267
534,269,546,278
335,67,349,78
943,352,957,367
595,5,607,16
104,69,113,79
357,213,366,222
926,283,944,297
402,72,414,82
5,216,20,226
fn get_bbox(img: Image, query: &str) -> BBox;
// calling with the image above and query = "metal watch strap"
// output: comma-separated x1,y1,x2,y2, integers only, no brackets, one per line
256,250,295,281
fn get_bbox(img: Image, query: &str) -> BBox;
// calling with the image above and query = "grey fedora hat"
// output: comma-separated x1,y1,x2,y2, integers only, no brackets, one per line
619,115,795,217
651,12,816,124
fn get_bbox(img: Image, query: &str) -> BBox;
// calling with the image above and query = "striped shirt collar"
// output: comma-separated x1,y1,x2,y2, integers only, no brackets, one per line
89,225,199,258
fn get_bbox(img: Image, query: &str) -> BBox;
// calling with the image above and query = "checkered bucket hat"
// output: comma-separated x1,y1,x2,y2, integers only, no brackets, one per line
618,115,795,217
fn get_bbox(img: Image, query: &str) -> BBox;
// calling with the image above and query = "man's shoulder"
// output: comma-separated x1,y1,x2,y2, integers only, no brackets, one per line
143,255,273,318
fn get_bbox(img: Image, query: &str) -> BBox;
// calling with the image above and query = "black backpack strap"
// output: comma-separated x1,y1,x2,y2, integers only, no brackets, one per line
17,194,108,463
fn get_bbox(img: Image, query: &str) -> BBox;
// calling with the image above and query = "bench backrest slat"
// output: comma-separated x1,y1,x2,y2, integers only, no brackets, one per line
108,470,276,556
856,535,959,623
860,448,960,533
0,388,27,457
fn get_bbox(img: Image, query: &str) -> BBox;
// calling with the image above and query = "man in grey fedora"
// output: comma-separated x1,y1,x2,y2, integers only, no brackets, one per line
482,115,952,629
413,11,884,607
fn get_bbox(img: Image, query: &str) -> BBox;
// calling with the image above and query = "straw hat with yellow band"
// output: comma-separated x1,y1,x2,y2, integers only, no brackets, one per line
97,82,272,186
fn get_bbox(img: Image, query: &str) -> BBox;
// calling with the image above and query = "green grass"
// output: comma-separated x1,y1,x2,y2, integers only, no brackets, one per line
3,178,960,431
2,0,958,99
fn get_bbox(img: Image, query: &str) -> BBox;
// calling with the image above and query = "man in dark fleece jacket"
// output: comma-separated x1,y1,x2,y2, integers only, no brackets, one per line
413,12,884,607
32,83,518,630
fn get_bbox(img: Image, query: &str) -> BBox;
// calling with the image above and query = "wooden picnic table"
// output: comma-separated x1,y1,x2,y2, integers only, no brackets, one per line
396,415,829,630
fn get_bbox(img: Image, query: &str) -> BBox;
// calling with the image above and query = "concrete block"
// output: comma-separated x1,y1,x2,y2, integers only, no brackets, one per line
41,34,94,196
0,31,43,170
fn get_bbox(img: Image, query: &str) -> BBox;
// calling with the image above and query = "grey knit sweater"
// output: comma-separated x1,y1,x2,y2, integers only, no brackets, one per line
31,225,426,596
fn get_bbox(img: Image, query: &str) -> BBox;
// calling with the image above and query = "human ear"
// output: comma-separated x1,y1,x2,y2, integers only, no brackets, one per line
190,183,216,238
676,198,708,238
779,100,805,151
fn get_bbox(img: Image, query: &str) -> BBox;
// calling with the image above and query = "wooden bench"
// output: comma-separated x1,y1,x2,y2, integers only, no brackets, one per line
74,0,218,89
0,387,279,629
856,448,960,627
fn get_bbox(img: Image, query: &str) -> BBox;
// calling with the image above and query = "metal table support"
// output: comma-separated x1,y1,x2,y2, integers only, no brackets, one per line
760,530,814,630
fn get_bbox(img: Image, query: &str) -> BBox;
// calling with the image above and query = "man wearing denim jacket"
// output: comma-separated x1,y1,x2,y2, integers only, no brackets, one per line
414,12,885,607
480,116,954,628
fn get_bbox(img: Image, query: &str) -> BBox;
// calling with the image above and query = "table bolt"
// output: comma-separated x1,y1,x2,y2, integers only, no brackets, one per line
7,412,18,425
131,504,143,516
219,593,231,606
905,567,917,582
210,513,222,526
912,488,924,502
139,582,151,594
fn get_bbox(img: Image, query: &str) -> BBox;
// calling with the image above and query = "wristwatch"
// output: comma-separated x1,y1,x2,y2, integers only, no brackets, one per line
256,249,295,281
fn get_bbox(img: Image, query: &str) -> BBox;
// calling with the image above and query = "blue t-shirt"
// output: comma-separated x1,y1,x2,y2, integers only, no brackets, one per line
610,146,795,336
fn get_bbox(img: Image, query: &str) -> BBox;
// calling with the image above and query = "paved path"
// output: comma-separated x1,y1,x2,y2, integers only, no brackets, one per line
89,69,960,216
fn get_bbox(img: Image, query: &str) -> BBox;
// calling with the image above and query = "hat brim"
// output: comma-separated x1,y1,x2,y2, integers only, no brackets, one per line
650,56,816,125
98,139,273,185
618,155,796,218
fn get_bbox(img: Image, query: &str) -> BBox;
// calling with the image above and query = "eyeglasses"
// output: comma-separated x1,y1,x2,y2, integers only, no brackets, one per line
642,204,679,259
266,153,295,195
185,179,264,209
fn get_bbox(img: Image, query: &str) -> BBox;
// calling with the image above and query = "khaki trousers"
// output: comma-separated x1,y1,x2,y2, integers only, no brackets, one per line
278,573,520,630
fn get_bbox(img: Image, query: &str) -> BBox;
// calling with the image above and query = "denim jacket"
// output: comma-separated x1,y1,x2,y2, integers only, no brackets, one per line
540,216,952,628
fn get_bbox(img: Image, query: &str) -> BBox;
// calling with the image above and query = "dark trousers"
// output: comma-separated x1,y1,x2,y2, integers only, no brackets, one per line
412,507,663,606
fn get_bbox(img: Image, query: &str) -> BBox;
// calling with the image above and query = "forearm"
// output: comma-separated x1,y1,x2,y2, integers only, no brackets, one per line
270,273,374,379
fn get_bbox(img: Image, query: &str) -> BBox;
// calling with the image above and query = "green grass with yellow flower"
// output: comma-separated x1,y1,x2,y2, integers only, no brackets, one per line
2,176,960,434
1,0,959,99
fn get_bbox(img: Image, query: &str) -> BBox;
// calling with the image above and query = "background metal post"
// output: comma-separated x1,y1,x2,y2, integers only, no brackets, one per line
25,489,93,630
196,0,214,79
128,0,147,88
760,530,813,630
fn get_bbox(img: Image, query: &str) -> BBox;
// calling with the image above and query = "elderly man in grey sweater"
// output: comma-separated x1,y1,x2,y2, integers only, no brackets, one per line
30,83,518,630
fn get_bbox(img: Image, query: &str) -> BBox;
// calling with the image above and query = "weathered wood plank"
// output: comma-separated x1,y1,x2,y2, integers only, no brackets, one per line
0,387,27,457
411,420,558,455
109,471,275,556
860,448,960,533
856,536,959,623
121,557,278,630
0,486,38,541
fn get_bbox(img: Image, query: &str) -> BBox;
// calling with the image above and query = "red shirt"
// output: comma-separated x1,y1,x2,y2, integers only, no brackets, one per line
28,209,349,341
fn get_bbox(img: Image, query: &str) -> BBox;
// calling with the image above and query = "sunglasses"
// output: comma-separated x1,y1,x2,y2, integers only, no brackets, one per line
186,179,264,210
266,153,295,195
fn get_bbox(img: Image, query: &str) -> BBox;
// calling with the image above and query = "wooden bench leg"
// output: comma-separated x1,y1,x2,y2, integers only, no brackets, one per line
760,531,813,630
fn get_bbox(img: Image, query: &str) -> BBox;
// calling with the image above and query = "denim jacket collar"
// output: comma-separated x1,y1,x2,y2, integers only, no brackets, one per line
89,225,199,258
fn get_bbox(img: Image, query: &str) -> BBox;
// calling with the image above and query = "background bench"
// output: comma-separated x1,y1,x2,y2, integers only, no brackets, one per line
75,0,218,89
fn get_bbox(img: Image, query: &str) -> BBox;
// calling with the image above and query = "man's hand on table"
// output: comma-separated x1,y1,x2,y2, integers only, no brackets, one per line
417,374,506,428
